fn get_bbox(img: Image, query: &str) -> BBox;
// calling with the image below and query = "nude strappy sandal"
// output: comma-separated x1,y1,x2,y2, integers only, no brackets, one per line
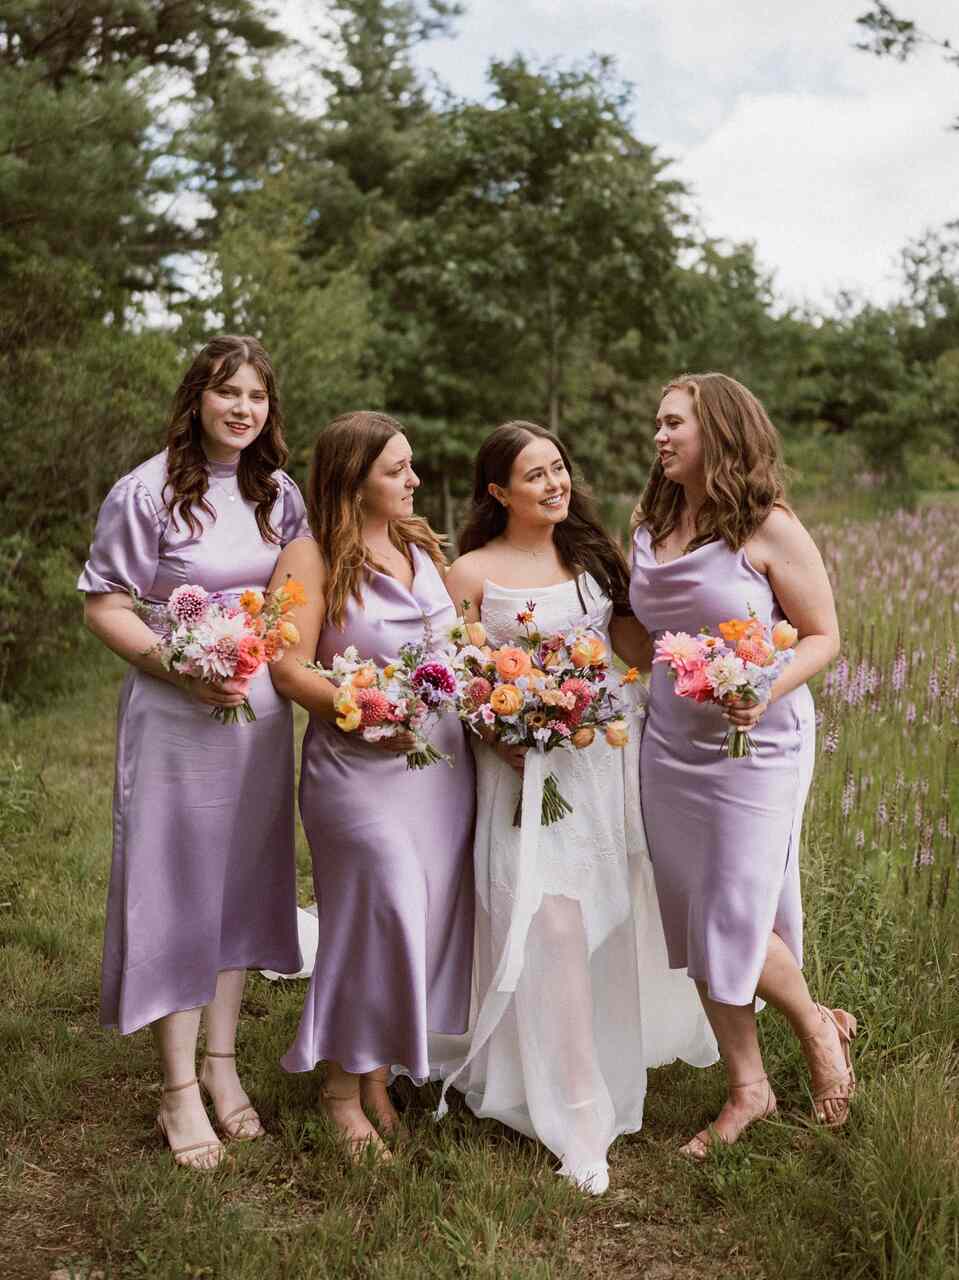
801,1005,858,1127
680,1075,777,1162
157,1078,225,1170
198,1050,265,1141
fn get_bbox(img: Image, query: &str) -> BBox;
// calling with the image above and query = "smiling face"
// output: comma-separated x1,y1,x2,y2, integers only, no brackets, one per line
199,360,270,462
359,432,420,521
654,387,705,488
493,436,571,530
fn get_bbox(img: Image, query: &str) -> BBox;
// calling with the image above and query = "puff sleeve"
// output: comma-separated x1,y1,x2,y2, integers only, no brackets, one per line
279,473,309,546
77,476,164,598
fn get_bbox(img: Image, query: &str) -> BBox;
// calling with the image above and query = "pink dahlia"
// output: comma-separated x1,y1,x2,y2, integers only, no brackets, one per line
674,662,713,703
355,687,393,727
168,583,209,626
411,661,458,706
465,676,493,708
653,631,708,673
560,676,595,725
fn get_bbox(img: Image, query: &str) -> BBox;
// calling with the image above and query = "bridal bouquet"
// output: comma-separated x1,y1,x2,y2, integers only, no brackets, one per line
448,602,633,825
137,577,306,723
306,624,459,770
653,609,798,758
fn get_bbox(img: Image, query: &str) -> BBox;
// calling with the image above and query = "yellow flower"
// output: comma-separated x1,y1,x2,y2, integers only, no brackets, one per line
383,663,397,679
604,719,629,749
336,704,362,732
465,621,487,646
771,620,799,650
490,683,523,716
622,667,639,684
570,632,607,668
278,620,300,646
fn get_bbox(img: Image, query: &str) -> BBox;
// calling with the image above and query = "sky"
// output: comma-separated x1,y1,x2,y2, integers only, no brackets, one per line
277,0,959,312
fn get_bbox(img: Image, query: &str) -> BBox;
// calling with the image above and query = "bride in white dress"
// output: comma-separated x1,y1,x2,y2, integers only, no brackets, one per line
437,421,716,1195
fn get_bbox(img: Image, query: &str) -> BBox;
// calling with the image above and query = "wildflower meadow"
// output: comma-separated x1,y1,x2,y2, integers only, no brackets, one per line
1,500,958,1280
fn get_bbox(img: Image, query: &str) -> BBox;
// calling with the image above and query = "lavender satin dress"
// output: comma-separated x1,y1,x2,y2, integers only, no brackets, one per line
77,449,308,1034
629,528,815,1006
281,546,475,1081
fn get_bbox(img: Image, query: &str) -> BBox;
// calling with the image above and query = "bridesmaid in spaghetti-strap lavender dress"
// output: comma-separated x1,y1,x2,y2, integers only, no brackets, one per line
269,412,474,1160
628,373,857,1159
79,336,307,1170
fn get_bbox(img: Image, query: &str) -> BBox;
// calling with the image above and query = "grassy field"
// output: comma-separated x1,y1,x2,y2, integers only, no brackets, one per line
2,504,958,1280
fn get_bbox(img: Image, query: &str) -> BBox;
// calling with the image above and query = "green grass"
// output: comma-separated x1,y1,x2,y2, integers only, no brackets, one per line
3,505,959,1279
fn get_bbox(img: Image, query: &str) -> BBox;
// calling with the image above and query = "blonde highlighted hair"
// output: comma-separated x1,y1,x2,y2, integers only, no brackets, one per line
631,372,787,552
307,411,447,628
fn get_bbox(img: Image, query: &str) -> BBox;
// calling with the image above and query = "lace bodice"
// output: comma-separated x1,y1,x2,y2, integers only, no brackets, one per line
480,573,613,648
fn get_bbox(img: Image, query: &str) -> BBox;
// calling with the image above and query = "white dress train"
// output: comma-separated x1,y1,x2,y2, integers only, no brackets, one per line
437,574,717,1193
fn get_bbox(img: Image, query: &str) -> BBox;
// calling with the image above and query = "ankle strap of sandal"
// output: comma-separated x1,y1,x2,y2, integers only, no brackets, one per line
163,1077,199,1094
204,1050,236,1059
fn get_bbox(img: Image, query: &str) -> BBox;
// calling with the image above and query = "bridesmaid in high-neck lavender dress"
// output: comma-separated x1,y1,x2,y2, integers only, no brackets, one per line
628,373,857,1159
79,336,307,1170
269,411,474,1161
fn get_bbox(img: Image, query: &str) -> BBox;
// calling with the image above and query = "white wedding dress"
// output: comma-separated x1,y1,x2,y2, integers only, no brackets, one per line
437,573,717,1194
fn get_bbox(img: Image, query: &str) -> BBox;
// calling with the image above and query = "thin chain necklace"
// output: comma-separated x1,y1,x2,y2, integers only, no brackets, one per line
208,472,239,504
503,536,549,559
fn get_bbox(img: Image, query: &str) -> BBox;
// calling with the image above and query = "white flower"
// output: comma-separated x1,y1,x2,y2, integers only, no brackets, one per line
705,653,748,699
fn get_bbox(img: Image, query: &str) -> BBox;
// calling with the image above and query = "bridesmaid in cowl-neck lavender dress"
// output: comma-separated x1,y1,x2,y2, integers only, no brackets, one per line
79,336,307,1169
269,411,474,1159
628,374,857,1160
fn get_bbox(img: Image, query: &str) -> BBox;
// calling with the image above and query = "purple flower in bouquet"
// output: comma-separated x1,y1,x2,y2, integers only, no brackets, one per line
411,660,458,707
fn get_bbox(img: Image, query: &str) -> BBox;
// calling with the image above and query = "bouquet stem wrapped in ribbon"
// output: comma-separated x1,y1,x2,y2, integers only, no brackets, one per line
136,578,306,723
653,608,798,758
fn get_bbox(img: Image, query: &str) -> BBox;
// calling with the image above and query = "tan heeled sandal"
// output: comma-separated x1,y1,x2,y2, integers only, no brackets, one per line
199,1050,265,1141
157,1078,225,1170
801,1005,858,1127
680,1075,777,1162
321,1084,393,1163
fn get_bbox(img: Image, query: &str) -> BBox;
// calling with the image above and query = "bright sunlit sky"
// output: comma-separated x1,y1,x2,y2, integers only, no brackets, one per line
276,0,958,312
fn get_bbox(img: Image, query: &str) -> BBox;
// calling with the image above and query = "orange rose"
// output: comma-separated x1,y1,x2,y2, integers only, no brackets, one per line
570,633,607,668
772,620,798,650
490,683,523,715
350,665,378,689
570,726,595,749
278,620,300,646
494,647,532,681
604,719,629,749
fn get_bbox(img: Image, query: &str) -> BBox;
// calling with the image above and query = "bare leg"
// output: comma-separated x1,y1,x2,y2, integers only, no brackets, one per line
154,1006,223,1169
323,1061,391,1161
198,968,264,1139
756,933,855,1125
360,1067,404,1137
680,986,775,1158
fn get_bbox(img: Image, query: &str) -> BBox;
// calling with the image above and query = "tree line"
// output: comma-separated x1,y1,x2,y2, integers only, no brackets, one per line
1,0,957,701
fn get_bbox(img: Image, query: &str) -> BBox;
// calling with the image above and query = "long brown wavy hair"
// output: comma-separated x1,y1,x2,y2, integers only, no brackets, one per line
163,335,289,543
307,411,447,628
632,373,787,552
459,421,632,614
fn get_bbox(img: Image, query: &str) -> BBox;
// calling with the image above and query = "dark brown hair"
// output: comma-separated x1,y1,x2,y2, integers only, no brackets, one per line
164,335,289,543
632,372,787,552
459,420,631,613
307,411,447,628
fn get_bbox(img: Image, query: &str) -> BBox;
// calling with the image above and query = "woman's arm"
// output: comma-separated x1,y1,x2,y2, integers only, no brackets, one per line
83,593,247,709
444,555,486,623
268,539,415,751
728,510,840,729
609,614,653,672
